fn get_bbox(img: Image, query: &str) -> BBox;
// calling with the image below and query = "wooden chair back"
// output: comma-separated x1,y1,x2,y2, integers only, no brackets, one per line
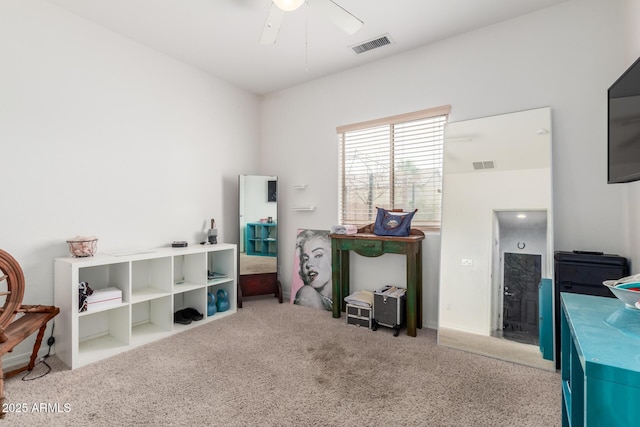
0,249,60,418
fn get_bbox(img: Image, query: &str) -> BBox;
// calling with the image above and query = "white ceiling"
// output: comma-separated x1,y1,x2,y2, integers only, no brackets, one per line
44,0,568,95
444,108,551,174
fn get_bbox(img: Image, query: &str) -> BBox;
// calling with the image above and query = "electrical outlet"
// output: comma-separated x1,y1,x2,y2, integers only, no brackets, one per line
461,259,473,266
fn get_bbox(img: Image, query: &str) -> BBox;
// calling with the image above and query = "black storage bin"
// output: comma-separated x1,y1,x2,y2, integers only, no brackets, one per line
372,286,406,337
554,250,629,368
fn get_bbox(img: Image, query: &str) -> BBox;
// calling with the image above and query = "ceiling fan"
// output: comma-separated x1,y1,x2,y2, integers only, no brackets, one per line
260,0,363,45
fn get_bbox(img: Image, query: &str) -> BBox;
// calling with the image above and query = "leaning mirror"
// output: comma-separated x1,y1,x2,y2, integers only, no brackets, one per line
237,175,282,307
437,107,554,370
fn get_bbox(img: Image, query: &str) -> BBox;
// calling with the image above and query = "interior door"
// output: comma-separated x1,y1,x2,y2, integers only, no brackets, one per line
503,252,541,344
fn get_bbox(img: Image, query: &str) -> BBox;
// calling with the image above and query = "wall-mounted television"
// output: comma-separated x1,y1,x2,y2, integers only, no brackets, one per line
608,56,640,183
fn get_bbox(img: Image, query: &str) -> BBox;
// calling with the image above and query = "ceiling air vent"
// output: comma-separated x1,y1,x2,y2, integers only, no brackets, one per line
351,34,392,55
472,161,495,170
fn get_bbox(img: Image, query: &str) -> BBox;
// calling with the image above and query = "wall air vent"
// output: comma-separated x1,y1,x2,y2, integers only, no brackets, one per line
351,34,392,55
472,161,495,170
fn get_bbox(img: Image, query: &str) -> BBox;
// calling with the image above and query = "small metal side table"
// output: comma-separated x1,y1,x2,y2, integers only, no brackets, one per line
330,231,425,337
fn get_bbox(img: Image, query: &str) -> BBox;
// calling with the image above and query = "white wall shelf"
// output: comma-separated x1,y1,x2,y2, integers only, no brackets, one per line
292,184,307,190
292,206,316,211
54,243,237,369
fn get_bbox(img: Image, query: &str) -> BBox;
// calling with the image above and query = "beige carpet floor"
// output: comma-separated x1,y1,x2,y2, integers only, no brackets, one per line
438,327,556,371
3,296,561,426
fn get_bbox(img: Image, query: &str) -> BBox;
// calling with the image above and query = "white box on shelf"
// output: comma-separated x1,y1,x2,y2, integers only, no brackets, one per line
85,287,122,311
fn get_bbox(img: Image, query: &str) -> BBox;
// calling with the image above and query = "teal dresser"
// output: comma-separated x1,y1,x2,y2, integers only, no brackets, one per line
561,293,640,426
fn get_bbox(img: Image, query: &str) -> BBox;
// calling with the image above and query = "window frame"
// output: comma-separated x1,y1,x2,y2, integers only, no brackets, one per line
336,105,451,231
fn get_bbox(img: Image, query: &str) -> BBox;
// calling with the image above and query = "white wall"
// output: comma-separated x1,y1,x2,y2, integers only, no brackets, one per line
0,0,259,364
439,168,550,334
261,0,628,329
242,176,277,225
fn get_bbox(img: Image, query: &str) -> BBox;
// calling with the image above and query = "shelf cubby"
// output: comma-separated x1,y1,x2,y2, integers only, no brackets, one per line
173,252,207,288
245,222,277,257
131,257,172,303
173,288,207,321
173,288,213,331
78,305,130,365
131,295,172,345
207,249,234,280
78,261,130,302
206,281,235,320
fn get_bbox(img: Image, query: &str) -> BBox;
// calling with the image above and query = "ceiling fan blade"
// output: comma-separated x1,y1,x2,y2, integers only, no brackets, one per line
260,3,286,45
307,0,363,35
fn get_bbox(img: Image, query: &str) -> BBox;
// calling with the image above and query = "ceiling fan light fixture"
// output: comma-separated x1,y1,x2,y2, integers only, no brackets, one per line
273,0,304,12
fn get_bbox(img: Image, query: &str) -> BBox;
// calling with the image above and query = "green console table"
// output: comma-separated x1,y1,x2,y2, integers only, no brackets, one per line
330,231,425,337
561,293,640,426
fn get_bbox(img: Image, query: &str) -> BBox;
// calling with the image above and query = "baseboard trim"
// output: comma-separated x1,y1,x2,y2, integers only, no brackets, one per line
2,348,54,373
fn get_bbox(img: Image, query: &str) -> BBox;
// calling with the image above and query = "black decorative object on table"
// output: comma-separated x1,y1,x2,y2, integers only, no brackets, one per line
208,218,218,244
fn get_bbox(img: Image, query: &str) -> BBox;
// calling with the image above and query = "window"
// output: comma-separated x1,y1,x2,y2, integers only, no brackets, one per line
337,105,450,229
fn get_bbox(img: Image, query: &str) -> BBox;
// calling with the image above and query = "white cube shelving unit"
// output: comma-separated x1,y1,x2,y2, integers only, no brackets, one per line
54,243,236,369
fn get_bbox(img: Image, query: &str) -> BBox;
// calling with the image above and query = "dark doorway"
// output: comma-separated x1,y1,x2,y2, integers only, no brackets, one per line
502,252,541,345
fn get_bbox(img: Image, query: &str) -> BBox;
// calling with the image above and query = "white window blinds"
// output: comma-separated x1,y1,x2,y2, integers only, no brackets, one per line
337,105,450,229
